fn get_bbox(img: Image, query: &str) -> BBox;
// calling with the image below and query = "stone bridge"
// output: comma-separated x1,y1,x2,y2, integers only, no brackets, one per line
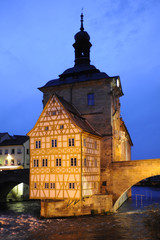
107,158,160,211
0,169,29,202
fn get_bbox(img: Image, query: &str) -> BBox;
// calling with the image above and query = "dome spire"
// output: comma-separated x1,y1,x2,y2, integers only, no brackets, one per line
73,12,92,66
80,10,84,31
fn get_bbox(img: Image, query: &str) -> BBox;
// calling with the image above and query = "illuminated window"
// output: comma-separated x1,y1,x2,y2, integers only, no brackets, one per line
42,159,48,167
52,139,57,147
56,158,61,166
36,141,41,149
50,183,55,189
88,93,94,106
33,159,39,167
0,150,2,155
69,138,74,146
44,183,49,189
84,158,87,167
69,183,75,189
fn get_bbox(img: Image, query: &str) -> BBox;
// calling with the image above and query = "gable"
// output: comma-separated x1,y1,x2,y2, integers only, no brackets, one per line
27,95,81,137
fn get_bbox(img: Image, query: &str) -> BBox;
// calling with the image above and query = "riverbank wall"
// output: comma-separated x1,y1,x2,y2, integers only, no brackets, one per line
41,194,113,218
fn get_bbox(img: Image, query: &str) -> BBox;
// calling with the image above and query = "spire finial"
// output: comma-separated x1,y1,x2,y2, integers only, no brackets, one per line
80,9,84,31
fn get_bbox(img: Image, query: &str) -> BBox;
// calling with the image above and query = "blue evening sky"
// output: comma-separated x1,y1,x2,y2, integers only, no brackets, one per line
0,0,160,160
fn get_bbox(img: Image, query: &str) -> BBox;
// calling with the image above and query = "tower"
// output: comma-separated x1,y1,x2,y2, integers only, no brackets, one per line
39,14,132,169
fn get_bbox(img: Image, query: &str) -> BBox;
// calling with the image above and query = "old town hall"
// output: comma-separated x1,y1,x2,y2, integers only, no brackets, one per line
28,14,132,217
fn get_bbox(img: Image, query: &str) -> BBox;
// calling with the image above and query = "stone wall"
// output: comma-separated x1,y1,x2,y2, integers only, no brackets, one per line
41,194,113,218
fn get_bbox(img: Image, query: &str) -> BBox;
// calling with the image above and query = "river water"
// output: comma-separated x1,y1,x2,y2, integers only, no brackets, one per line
0,186,160,240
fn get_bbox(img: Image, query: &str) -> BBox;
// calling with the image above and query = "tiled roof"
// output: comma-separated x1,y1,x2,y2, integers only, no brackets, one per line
56,95,101,137
0,135,29,146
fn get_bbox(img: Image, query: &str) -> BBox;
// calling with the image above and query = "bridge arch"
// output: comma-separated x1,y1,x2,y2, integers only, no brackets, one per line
110,159,160,211
0,169,29,202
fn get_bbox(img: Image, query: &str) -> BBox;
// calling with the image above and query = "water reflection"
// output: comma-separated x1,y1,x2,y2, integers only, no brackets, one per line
0,186,160,240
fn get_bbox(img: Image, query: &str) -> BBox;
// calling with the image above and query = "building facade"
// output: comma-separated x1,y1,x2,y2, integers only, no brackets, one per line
28,14,133,217
0,134,30,201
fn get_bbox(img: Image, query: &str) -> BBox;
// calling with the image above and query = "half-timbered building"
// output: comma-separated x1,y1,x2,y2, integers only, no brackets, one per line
28,94,101,201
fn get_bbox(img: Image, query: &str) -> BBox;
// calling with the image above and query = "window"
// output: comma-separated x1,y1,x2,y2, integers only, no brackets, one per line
45,126,49,131
84,158,87,167
5,160,8,165
5,149,8,155
94,159,97,167
60,125,64,129
69,138,74,147
69,183,75,189
11,159,14,165
36,141,41,149
33,159,39,167
34,183,37,189
56,158,61,166
52,111,56,115
0,150,2,155
71,158,77,166
88,93,94,106
17,160,21,165
17,148,22,154
11,149,15,154
52,139,57,148
44,183,49,189
50,183,55,189
83,138,86,147
26,149,29,154
94,141,97,149
42,159,48,167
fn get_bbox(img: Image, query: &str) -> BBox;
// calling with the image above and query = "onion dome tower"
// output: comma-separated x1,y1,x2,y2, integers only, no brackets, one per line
73,13,92,66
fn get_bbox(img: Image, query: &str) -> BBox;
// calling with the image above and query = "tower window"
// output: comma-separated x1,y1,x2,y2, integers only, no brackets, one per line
88,93,94,106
